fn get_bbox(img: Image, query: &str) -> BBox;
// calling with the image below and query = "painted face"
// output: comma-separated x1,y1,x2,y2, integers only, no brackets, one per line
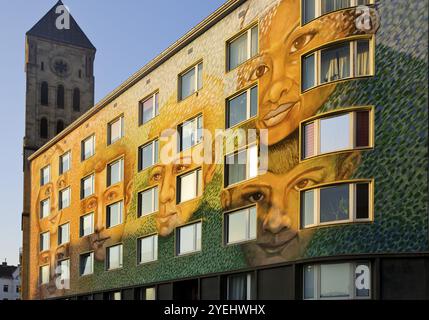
240,0,362,145
222,152,360,266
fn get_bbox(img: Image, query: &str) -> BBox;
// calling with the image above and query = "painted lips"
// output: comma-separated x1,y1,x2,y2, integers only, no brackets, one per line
257,231,298,254
263,102,299,127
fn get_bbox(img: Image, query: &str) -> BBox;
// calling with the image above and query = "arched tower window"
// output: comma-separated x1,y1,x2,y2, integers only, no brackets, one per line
41,82,49,106
40,118,48,139
56,120,65,134
73,88,80,111
57,85,65,109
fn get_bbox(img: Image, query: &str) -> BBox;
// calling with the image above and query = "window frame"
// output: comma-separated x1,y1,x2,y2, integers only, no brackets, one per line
106,200,124,229
303,261,372,300
39,264,50,285
299,180,373,229
107,157,124,187
301,37,375,92
226,23,259,72
57,258,70,284
58,222,70,246
299,106,374,160
81,135,95,161
176,167,203,205
137,234,158,265
139,91,160,125
226,84,258,129
40,165,50,186
59,151,71,175
138,139,159,171
80,173,95,200
226,272,253,300
224,205,257,246
224,143,259,188
178,61,203,101
39,231,50,252
301,0,375,25
79,251,94,277
175,221,202,257
137,186,159,218
40,198,50,219
177,114,203,153
107,115,124,145
58,187,71,210
106,243,123,271
79,212,95,238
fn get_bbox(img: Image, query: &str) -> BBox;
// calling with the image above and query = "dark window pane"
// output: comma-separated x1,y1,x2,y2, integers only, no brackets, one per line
40,118,48,139
355,111,370,147
226,150,246,186
57,85,64,108
320,184,349,223
73,88,80,111
356,183,369,219
41,82,49,106
227,92,247,128
302,54,315,90
303,0,316,24
250,86,258,118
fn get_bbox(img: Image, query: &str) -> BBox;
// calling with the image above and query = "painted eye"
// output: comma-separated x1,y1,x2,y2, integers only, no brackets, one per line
249,64,269,81
290,33,315,53
152,173,162,182
294,178,316,191
248,192,265,203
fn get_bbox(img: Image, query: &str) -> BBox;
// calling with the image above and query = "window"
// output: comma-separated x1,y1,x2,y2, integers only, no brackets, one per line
40,118,48,139
80,252,94,276
108,116,124,145
138,234,158,264
140,287,156,300
3,285,8,293
178,115,203,152
301,109,372,159
57,259,70,284
108,292,122,300
302,0,372,24
303,262,371,300
225,206,257,245
57,85,65,109
39,265,50,285
177,168,202,204
107,158,123,187
73,88,80,111
80,212,94,237
106,244,123,270
40,232,50,252
227,25,258,71
58,223,70,245
41,82,49,106
139,92,159,125
302,39,373,91
59,187,71,210
40,198,50,219
40,165,50,186
227,86,258,128
176,222,202,256
59,151,71,175
179,62,203,100
107,201,123,228
81,174,94,199
138,140,159,171
227,273,252,300
225,145,258,187
300,181,371,228
138,187,158,217
56,120,65,134
81,135,95,161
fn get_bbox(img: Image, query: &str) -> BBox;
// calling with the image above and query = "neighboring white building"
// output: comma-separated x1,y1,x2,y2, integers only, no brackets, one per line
0,262,20,300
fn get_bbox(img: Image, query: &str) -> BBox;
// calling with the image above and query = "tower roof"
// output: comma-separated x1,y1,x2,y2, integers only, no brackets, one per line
26,1,95,50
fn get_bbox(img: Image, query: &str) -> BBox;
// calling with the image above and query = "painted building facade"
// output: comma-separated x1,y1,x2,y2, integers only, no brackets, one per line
24,0,428,300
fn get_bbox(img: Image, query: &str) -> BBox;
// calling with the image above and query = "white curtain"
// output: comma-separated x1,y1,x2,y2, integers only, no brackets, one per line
321,44,350,83
356,41,370,76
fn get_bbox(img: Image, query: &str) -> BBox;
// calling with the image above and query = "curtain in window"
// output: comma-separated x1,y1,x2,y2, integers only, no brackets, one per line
226,150,247,185
356,40,370,76
321,44,350,83
321,0,351,15
228,274,247,300
229,33,248,70
303,122,315,158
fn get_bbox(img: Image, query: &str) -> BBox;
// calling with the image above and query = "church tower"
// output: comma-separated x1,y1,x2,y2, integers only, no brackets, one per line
21,1,95,299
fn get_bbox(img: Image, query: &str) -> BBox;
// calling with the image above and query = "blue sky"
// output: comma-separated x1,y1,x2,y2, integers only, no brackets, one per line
0,0,225,266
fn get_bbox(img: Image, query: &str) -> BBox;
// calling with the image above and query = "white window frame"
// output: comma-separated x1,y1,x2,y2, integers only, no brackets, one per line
58,222,70,245
39,265,50,285
79,252,94,276
179,62,203,101
81,174,95,199
303,262,372,300
80,212,94,237
227,85,258,128
138,186,159,217
177,168,203,204
107,158,124,186
137,234,158,264
302,38,374,92
106,244,123,271
40,198,50,219
107,201,123,229
176,222,202,256
139,139,159,171
59,151,71,175
59,187,71,210
225,144,258,187
108,116,124,145
227,25,259,71
40,231,50,252
81,135,95,161
140,92,159,125
40,165,50,186
301,182,372,229
225,206,257,245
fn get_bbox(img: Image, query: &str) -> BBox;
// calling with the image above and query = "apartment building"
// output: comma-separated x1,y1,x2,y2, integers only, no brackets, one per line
23,0,429,300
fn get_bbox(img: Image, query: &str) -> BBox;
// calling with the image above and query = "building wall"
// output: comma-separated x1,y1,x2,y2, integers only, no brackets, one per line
27,0,428,299
0,268,21,300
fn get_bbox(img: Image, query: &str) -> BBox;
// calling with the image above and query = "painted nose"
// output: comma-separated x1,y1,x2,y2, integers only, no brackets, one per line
267,78,293,105
263,206,291,234
159,182,175,204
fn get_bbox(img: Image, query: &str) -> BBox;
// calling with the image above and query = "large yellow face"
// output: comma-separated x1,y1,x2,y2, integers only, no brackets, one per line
240,0,363,145
222,150,361,266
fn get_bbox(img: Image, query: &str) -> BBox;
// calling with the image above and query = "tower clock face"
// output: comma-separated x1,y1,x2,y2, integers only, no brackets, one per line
51,57,71,77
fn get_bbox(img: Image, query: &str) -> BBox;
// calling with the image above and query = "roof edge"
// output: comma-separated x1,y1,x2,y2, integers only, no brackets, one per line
29,0,246,161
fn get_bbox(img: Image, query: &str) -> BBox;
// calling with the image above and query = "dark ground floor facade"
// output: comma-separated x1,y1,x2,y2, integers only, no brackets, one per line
56,253,429,301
